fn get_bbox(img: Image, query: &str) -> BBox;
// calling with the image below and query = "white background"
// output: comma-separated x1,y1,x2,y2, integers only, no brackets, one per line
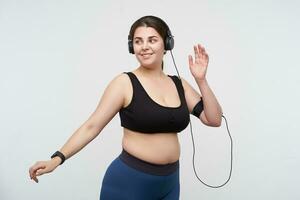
1,0,299,199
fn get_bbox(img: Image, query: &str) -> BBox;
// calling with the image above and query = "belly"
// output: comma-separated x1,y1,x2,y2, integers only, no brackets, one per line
122,128,181,165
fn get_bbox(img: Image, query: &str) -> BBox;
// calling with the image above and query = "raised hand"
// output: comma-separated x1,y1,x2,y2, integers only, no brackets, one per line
188,44,209,81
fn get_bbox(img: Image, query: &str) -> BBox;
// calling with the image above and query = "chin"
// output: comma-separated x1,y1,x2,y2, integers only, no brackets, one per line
138,59,153,66
140,64,155,69
140,61,160,68
137,56,163,69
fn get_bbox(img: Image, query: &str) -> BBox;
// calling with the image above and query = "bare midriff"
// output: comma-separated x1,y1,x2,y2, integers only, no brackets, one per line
122,128,180,165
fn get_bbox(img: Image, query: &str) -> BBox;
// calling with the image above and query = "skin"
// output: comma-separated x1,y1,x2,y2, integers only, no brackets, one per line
29,26,223,183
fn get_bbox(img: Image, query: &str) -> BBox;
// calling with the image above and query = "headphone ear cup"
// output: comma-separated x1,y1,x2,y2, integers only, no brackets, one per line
128,36,134,54
165,30,174,51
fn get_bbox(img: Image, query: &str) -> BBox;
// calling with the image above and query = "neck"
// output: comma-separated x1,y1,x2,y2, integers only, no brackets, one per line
137,65,165,79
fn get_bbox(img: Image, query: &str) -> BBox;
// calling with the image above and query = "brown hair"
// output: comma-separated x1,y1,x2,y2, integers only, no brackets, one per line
128,16,171,70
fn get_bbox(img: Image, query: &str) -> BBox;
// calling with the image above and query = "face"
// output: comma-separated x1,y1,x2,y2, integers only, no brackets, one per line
133,26,165,68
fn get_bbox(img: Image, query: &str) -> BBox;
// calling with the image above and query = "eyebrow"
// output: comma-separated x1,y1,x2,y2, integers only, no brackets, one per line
133,36,158,40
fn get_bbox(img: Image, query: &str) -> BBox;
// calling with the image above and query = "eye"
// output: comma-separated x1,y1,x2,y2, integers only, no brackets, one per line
149,38,157,43
134,39,142,45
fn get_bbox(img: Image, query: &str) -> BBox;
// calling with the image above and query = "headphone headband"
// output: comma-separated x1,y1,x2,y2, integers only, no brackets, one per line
128,17,174,54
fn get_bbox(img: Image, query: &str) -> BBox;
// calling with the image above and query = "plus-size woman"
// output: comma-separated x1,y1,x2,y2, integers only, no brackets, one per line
29,15,222,200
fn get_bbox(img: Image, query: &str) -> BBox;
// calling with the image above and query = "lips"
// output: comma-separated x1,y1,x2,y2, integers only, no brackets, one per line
140,53,153,58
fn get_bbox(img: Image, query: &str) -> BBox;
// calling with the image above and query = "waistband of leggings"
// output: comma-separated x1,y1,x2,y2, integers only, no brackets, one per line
118,148,179,176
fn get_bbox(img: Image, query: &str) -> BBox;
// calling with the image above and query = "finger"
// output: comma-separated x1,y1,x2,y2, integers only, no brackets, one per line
30,170,39,183
188,55,193,67
36,167,47,176
29,166,36,179
30,164,45,178
29,168,34,180
29,168,32,179
204,52,209,59
32,164,46,173
198,43,206,52
32,175,39,183
205,53,209,63
197,44,202,56
194,45,199,59
198,44,205,58
198,44,204,51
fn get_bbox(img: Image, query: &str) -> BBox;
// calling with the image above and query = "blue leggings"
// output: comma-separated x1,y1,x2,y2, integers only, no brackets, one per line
99,149,180,200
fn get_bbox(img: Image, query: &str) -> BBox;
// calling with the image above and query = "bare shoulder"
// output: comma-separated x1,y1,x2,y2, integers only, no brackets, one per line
108,72,132,107
114,72,131,88
105,72,130,92
178,76,191,90
176,76,201,98
110,72,128,85
172,75,202,110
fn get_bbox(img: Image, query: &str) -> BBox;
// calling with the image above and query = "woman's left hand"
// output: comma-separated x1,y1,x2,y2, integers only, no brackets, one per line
188,44,209,81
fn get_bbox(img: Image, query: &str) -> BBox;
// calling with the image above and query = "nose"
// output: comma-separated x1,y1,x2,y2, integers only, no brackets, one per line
142,41,149,50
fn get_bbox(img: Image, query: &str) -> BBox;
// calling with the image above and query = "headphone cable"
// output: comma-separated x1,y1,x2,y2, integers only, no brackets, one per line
169,50,233,188
189,114,233,188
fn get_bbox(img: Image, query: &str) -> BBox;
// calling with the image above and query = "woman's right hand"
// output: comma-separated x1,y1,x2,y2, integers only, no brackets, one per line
29,157,61,183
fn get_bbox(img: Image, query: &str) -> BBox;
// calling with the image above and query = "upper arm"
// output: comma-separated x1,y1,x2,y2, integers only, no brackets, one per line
85,73,127,134
180,77,210,125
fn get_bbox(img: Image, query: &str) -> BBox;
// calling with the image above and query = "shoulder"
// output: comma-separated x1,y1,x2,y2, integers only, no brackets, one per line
105,72,133,98
108,72,130,86
170,74,191,91
101,73,129,96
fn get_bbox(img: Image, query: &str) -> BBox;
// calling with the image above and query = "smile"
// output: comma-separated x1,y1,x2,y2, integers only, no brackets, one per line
140,53,153,58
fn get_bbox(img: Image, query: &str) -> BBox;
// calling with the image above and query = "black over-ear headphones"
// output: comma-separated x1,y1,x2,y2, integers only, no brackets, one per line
128,29,174,54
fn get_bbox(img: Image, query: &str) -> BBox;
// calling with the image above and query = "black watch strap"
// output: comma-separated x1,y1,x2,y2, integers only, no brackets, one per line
51,151,66,165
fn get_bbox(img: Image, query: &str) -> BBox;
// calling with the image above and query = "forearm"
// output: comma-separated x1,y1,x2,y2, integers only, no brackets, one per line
58,122,100,160
195,78,223,126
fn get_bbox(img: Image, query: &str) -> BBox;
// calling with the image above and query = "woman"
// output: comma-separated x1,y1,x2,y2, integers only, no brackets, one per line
29,15,222,200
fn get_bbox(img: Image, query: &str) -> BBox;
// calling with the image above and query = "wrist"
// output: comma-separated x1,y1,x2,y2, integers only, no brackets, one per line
51,156,62,166
195,77,207,84
51,151,66,165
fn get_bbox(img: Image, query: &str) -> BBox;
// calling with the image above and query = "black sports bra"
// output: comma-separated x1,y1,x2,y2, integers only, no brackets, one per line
119,72,190,133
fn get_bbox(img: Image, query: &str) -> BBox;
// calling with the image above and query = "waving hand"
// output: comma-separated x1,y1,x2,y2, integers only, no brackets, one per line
188,44,209,80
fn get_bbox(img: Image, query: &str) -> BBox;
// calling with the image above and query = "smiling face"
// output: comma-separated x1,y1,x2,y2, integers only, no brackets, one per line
133,26,165,69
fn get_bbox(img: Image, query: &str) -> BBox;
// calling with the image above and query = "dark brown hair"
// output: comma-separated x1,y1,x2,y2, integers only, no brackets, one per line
129,16,170,70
